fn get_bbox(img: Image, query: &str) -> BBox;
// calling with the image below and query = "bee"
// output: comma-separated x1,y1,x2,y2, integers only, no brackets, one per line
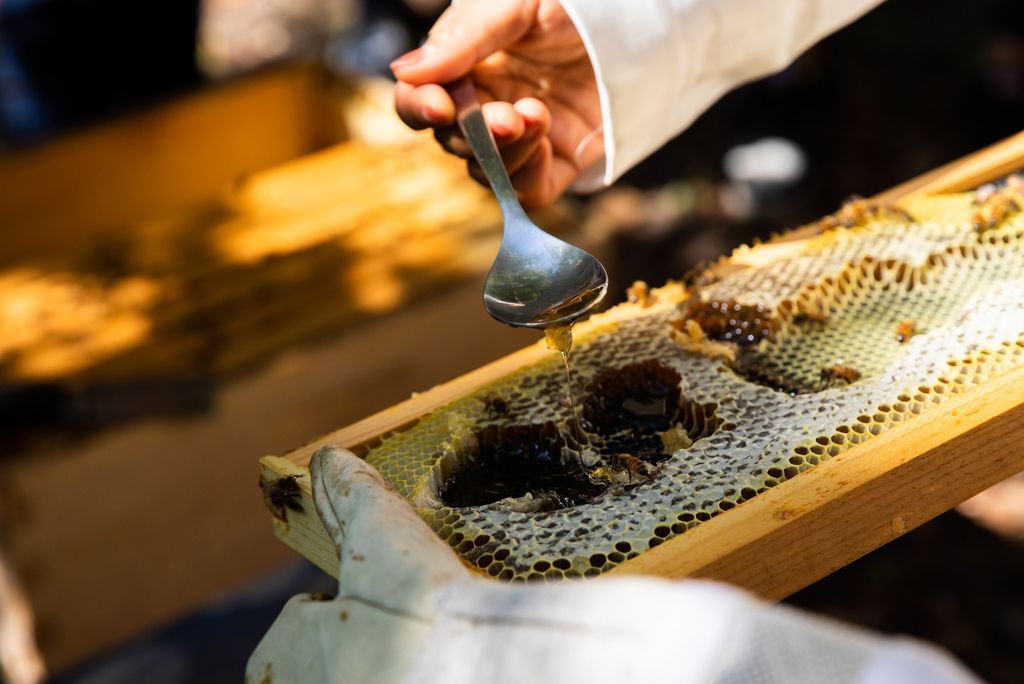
981,194,1019,231
261,474,304,522
895,319,916,343
821,364,862,384
481,394,510,416
974,183,998,205
820,197,914,231
971,180,1023,232
834,196,874,228
970,210,985,232
793,300,829,325
614,453,656,482
626,280,654,308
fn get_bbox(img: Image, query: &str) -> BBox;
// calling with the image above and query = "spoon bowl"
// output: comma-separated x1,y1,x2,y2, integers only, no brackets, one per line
449,78,608,328
484,230,607,328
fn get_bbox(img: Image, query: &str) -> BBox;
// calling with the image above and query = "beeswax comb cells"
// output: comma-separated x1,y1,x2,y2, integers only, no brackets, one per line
363,189,1024,582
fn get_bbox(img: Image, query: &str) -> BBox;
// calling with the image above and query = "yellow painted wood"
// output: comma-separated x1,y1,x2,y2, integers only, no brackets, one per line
0,64,339,263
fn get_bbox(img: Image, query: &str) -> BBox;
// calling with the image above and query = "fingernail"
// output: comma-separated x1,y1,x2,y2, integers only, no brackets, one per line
422,104,442,123
491,122,513,139
389,45,431,72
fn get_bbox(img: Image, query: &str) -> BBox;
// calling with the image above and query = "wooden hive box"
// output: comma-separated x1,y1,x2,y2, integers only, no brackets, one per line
259,131,1024,600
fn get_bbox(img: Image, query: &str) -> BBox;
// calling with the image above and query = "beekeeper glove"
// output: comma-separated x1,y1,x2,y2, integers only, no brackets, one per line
248,445,979,684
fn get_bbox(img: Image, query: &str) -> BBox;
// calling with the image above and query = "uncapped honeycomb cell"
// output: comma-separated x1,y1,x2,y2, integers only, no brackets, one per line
365,189,1024,581
683,299,776,345
437,421,606,512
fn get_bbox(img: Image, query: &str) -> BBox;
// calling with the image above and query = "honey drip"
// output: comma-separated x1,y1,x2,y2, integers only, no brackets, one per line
544,324,586,447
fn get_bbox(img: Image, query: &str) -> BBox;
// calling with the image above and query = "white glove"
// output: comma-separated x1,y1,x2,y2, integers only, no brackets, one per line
0,551,45,684
247,446,980,684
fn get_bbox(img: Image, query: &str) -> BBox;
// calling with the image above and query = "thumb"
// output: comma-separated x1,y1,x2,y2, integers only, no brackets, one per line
390,0,538,85
309,445,470,614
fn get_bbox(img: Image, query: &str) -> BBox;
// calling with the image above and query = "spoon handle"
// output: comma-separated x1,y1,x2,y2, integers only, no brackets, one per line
449,77,527,221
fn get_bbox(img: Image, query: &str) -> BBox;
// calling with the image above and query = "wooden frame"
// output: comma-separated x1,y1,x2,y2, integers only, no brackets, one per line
259,130,1024,598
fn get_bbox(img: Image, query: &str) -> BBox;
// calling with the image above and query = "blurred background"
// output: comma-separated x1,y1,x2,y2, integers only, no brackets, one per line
1,0,1023,681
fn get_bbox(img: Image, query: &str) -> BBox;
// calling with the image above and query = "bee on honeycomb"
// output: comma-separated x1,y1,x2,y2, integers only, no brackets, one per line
589,453,656,486
970,177,1023,232
613,453,657,482
626,280,656,308
820,364,862,385
818,196,914,231
896,319,917,344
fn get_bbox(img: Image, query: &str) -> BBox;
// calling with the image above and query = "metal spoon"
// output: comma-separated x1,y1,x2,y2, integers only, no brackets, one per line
449,77,608,328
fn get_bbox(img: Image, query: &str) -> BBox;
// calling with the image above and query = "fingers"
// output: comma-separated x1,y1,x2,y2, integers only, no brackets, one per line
452,99,567,209
468,137,559,209
397,87,568,209
309,446,470,599
394,82,455,130
510,137,556,209
509,137,583,209
447,97,548,162
499,98,550,173
390,0,539,85
481,100,526,142
439,100,526,154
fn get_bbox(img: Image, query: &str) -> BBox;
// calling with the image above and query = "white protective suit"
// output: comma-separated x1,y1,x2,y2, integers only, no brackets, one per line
247,447,979,683
249,1,985,681
563,0,886,189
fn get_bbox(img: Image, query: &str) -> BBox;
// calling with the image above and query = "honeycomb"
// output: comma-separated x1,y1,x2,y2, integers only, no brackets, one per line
362,187,1024,582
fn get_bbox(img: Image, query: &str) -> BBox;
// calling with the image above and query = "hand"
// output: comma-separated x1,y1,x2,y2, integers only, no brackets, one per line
250,448,971,684
391,0,603,208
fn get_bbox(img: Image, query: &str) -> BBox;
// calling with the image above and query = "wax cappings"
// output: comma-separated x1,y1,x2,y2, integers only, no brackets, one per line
367,191,1024,582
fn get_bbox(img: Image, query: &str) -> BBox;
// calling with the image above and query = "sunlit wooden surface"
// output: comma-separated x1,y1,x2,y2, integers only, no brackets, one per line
0,70,576,672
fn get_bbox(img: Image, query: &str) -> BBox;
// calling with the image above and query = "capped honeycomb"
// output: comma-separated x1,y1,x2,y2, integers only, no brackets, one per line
363,187,1024,582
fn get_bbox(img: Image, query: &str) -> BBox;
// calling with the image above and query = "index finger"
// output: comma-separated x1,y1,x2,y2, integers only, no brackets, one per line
389,0,537,86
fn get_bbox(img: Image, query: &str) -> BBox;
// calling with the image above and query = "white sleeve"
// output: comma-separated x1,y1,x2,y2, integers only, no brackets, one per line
557,0,886,190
